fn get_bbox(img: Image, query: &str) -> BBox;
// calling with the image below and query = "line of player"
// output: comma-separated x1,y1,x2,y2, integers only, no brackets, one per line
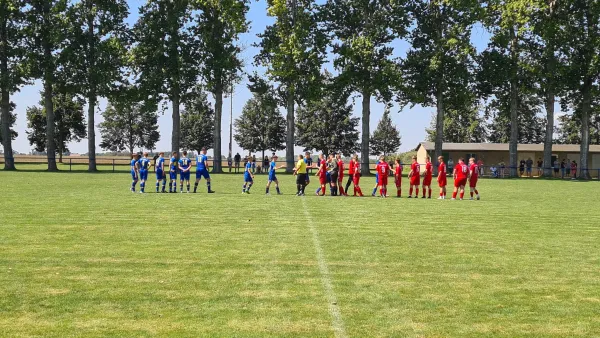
290,152,480,200
128,149,481,200
129,148,215,194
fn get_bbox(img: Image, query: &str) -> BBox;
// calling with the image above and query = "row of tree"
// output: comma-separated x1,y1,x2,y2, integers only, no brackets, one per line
1,0,600,178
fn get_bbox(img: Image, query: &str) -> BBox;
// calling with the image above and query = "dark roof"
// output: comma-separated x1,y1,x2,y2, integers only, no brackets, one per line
417,142,600,153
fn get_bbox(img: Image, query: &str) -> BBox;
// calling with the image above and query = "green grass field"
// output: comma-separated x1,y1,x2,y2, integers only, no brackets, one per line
1,169,599,337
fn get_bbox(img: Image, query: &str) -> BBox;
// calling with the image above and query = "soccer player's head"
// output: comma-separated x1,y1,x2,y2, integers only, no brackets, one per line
412,155,417,162
379,155,385,162
201,147,207,154
438,155,444,162
172,151,177,157
143,152,148,158
136,153,141,160
272,155,278,161
159,152,164,157
298,154,304,160
469,157,475,163
395,157,400,164
459,157,464,163
426,155,431,162
183,151,188,157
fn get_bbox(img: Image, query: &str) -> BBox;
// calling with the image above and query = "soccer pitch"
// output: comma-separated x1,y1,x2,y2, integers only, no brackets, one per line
1,171,599,337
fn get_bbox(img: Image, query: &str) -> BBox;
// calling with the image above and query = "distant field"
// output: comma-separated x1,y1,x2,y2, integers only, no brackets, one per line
0,171,599,337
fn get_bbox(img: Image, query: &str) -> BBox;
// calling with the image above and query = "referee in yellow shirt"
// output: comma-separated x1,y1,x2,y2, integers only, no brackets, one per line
294,154,308,196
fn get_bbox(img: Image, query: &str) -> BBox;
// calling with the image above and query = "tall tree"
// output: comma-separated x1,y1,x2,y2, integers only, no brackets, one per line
324,0,408,173
99,94,160,155
255,0,327,172
180,89,215,154
480,0,536,176
296,79,360,156
234,90,286,160
560,0,600,178
0,0,27,170
132,0,199,158
370,107,401,157
0,102,18,145
557,99,600,146
426,100,487,143
24,0,68,171
63,0,129,171
530,0,563,176
400,0,479,171
194,0,248,172
26,90,86,162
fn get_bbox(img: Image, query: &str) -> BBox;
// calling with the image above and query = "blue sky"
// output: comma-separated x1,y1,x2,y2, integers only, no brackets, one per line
9,0,493,157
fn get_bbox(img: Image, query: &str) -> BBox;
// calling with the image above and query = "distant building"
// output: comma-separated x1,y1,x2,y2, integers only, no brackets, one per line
416,142,600,177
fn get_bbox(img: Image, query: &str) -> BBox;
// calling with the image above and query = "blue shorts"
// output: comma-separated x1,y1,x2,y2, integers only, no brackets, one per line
326,172,332,183
131,170,138,180
268,172,277,182
375,173,379,184
196,168,210,180
156,169,165,180
169,170,177,180
139,169,148,181
244,174,253,183
180,171,190,181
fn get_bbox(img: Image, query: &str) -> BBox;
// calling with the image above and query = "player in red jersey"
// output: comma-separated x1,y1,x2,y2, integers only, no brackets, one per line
452,158,468,200
407,156,420,198
437,156,447,199
336,154,347,196
468,157,481,200
421,155,433,199
375,156,391,197
315,153,327,196
351,155,364,196
345,155,356,194
394,158,402,197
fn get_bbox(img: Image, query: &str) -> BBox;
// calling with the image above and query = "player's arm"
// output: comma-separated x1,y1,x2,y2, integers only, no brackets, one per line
453,167,457,180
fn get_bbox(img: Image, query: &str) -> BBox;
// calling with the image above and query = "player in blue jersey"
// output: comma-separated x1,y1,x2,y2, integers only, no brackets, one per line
130,154,140,192
178,151,192,193
194,147,215,194
155,152,166,193
138,152,151,193
372,173,379,196
242,155,255,194
169,152,178,193
304,151,312,186
265,155,285,195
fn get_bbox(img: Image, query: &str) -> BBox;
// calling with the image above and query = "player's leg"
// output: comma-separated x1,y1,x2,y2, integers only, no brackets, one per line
131,172,138,192
459,184,465,200
421,183,426,198
345,176,352,194
193,174,201,193
427,185,432,198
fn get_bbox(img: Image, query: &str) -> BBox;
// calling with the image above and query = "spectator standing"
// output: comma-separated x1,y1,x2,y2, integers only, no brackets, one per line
263,156,269,174
477,158,484,176
234,153,241,173
251,155,256,173
519,159,526,177
525,157,533,177
553,159,559,177
227,156,232,173
561,159,566,178
448,158,454,173
566,158,571,176
499,161,506,178
537,158,543,177
571,160,577,179
306,153,313,174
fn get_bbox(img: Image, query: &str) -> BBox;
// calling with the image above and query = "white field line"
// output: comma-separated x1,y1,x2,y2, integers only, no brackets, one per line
301,198,348,338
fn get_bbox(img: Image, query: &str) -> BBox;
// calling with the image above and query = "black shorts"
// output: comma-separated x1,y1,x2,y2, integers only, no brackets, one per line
330,172,338,183
296,173,307,185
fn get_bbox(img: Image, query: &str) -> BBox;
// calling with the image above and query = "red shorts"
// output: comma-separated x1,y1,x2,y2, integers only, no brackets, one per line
319,175,327,185
395,177,402,187
454,178,467,188
378,176,388,186
410,176,420,186
438,178,447,187
338,173,344,182
353,174,361,185
423,177,432,186
469,178,478,188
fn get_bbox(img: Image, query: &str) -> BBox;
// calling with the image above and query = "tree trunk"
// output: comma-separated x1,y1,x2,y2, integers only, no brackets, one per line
361,89,371,175
42,0,57,171
285,89,294,173
579,81,591,179
171,88,180,157
543,91,554,177
86,0,97,172
434,85,444,175
0,9,15,170
213,88,223,172
508,27,518,177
